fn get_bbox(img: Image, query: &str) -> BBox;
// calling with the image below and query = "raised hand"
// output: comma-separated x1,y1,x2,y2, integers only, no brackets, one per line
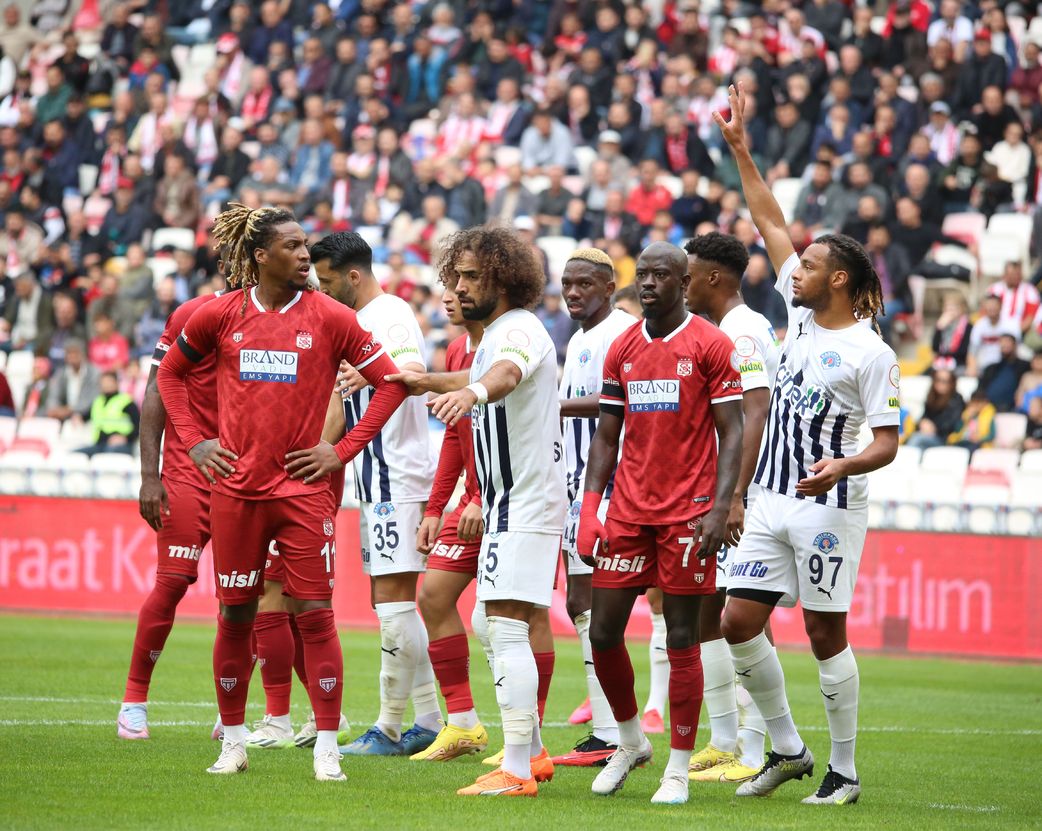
712,83,746,149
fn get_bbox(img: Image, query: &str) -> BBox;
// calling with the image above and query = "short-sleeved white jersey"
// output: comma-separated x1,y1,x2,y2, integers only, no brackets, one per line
755,253,901,509
344,293,434,504
559,308,637,499
719,303,782,393
471,308,567,534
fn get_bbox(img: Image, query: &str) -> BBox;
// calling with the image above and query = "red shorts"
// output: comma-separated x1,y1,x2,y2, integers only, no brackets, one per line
210,491,337,603
264,540,285,583
593,516,716,596
155,479,211,581
425,506,481,574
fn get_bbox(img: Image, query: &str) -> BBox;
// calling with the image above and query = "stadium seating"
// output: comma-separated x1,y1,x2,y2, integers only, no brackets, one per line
536,235,579,282
986,213,1033,265
151,227,196,253
956,375,979,401
979,230,1026,279
899,374,932,420
771,178,802,224
90,453,137,500
941,212,986,247
993,413,1028,449
0,415,16,453
921,445,971,475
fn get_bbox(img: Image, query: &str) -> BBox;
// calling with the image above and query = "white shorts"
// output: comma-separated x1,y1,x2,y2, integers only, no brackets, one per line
562,498,609,577
477,530,560,608
360,501,426,577
726,487,867,612
717,486,761,591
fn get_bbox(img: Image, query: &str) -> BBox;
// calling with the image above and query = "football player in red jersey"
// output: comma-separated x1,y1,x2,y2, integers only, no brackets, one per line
156,204,408,782
577,242,744,805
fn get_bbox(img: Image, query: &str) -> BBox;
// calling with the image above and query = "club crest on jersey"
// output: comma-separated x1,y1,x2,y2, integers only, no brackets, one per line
676,358,693,377
579,348,592,365
820,351,842,369
296,331,313,349
623,362,632,372
220,677,237,692
232,332,243,343
814,532,839,553
374,502,395,518
319,677,337,693
694,573,705,584
323,517,334,536
569,501,581,519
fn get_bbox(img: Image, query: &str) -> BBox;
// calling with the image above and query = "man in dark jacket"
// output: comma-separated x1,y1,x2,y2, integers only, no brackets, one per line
865,222,914,345
954,31,1009,118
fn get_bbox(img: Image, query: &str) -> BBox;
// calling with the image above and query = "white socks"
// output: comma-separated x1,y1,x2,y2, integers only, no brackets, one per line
470,600,495,673
314,729,338,756
617,715,645,750
267,713,291,731
644,612,668,715
701,637,739,753
375,601,426,741
665,747,692,778
224,723,247,744
736,684,767,767
818,646,859,780
488,615,538,780
728,633,803,756
574,611,620,744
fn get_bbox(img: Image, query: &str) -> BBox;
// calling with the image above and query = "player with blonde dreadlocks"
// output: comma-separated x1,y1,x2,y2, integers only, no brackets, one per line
550,246,638,767
156,204,409,784
713,82,900,805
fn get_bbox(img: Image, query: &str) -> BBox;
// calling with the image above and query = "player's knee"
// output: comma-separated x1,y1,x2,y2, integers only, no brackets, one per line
664,625,697,651
565,595,587,622
588,616,624,652
417,585,446,622
219,600,258,624
719,606,750,644
803,612,846,657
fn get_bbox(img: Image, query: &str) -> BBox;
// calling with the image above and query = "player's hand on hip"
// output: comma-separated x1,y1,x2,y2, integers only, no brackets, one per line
796,458,846,497
138,475,170,531
384,369,429,396
416,516,441,555
428,389,477,427
457,500,484,542
696,507,728,562
725,495,745,548
284,440,343,483
712,83,746,149
336,360,368,398
189,439,238,485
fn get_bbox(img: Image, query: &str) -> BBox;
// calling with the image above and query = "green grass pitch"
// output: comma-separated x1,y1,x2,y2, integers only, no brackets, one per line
1,614,1039,830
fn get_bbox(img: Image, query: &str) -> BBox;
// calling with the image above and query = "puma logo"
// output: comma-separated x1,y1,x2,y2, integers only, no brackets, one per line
817,586,834,600
381,646,401,657
484,574,498,588
494,676,505,688
379,551,394,561
821,689,837,701
735,669,751,678
584,660,595,667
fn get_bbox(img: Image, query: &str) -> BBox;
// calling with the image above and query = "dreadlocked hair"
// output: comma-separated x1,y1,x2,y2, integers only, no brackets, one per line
816,233,886,335
211,203,296,314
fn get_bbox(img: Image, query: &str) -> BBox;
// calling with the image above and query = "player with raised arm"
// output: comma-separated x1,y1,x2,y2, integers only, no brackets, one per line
387,227,567,797
683,231,781,784
715,85,900,805
577,242,745,805
552,248,636,767
156,204,408,782
406,271,491,762
309,232,442,757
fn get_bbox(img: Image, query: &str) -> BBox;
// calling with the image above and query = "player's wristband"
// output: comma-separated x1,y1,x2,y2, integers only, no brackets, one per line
580,490,602,519
466,382,489,405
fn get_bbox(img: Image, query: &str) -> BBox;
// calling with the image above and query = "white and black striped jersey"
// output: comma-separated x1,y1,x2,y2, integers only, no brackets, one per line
470,308,568,534
560,309,637,501
755,253,901,510
344,293,434,504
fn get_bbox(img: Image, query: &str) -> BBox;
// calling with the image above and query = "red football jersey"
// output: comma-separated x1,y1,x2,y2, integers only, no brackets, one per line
152,293,220,488
173,287,385,500
425,333,480,517
599,313,742,524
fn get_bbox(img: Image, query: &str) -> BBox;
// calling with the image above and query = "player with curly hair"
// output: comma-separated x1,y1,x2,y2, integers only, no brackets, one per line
388,226,568,797
156,204,409,782
716,84,899,805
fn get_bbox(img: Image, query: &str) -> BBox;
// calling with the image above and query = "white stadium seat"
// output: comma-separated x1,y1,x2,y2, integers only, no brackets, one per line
992,413,1028,449
90,453,138,499
899,374,932,419
0,450,45,494
59,453,94,498
920,445,971,475
0,415,16,452
27,455,64,497
1019,449,1042,472
892,445,922,472
969,447,1020,480
151,227,196,253
536,235,579,283
956,375,978,402
964,484,1011,534
771,178,803,223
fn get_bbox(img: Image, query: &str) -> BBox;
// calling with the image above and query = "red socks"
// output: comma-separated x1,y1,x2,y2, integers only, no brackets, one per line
254,611,293,716
429,634,473,714
295,608,343,731
534,651,555,725
123,574,190,702
593,642,638,723
667,645,704,751
213,616,254,726
288,613,308,688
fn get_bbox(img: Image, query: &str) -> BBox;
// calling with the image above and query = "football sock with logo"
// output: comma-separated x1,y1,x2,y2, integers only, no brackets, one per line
488,616,537,780
254,611,293,717
295,608,343,732
429,634,478,729
410,632,443,732
728,634,802,756
645,613,669,715
470,600,496,672
213,615,254,728
534,651,554,727
818,646,859,780
123,573,189,703
667,645,703,754
574,611,620,744
736,684,768,767
288,613,308,688
593,642,641,747
701,637,739,753
374,601,422,741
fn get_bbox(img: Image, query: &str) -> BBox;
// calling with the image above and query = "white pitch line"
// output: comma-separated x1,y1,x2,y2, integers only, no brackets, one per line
928,804,1000,813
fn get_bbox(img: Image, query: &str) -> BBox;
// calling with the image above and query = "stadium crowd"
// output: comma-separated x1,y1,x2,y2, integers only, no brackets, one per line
1,0,1042,453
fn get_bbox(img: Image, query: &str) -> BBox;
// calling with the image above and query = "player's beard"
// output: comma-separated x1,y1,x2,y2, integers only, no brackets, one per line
461,294,498,321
